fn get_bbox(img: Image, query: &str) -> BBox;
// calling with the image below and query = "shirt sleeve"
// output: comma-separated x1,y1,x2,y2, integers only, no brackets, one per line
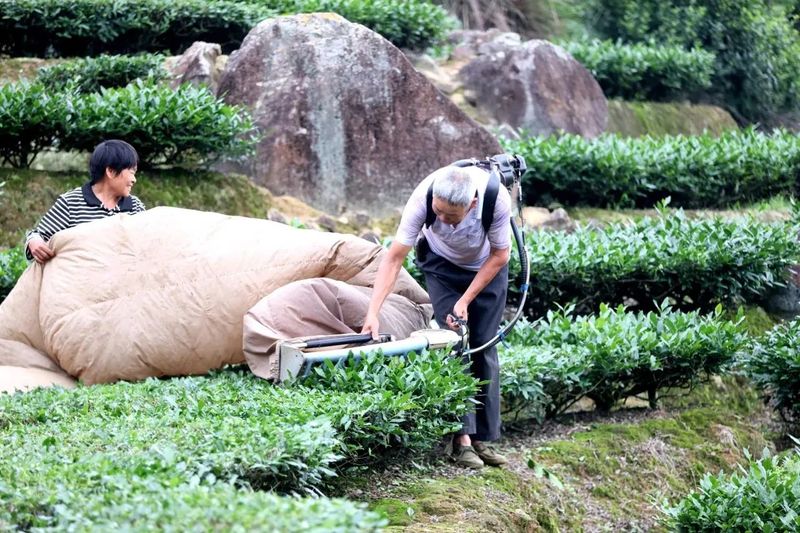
487,186,512,250
131,196,146,212
25,196,72,260
394,179,431,247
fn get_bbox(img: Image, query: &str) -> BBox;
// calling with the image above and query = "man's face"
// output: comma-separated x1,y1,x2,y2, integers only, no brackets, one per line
432,197,476,226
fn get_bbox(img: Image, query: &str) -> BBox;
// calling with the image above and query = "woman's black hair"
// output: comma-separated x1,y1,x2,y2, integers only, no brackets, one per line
89,140,139,185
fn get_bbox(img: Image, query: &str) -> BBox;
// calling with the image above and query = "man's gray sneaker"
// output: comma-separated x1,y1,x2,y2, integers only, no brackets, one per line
473,441,508,466
453,445,485,469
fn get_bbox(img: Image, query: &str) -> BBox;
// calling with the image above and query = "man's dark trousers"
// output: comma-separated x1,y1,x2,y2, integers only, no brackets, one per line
416,247,508,442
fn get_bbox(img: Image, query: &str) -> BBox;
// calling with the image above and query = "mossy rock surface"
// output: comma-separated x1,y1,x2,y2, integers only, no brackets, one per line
606,100,738,137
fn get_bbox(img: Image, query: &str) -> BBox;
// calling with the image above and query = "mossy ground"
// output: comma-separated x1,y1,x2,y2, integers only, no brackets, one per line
363,377,773,532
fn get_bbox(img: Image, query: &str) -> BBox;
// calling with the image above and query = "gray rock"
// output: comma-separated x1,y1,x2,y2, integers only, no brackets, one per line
459,40,608,138
359,231,382,244
166,41,223,93
267,209,287,224
316,214,338,232
522,206,576,233
217,14,500,217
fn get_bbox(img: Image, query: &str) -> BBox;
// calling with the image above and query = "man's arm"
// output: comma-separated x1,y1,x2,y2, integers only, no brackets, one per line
450,246,510,325
361,240,413,339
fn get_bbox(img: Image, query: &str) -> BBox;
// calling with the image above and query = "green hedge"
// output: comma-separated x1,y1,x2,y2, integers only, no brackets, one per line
0,246,26,304
502,128,800,208
37,54,167,94
0,0,274,56
259,0,453,49
587,0,800,124
0,81,256,168
500,304,749,418
0,82,69,169
60,80,257,167
664,448,800,531
562,39,714,101
520,208,800,317
0,0,449,57
0,351,476,529
745,319,800,428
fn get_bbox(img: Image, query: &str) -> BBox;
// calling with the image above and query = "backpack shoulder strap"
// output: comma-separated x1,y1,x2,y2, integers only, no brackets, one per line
482,171,500,234
424,182,436,228
425,163,500,232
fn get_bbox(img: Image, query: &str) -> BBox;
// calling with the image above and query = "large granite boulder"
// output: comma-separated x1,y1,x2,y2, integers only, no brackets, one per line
459,39,608,138
217,13,501,216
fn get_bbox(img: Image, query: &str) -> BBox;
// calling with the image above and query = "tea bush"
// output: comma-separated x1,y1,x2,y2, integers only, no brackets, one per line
745,319,800,427
0,82,71,168
664,448,800,531
37,53,167,94
0,0,274,56
586,0,800,124
0,351,475,528
562,39,714,101
302,349,478,459
503,128,800,208
0,0,449,57
61,81,257,167
500,304,749,418
521,208,800,317
258,0,454,49
0,81,256,168
0,246,26,304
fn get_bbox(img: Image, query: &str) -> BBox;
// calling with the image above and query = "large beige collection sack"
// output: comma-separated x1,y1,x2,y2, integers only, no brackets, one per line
244,278,432,380
0,207,429,385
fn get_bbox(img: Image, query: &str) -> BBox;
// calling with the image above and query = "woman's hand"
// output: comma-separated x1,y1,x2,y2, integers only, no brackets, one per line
27,236,55,264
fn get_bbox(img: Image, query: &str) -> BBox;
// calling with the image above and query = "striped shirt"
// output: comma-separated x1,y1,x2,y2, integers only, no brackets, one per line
25,182,146,260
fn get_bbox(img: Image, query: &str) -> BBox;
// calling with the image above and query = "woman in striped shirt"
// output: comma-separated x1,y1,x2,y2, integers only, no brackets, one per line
25,139,146,263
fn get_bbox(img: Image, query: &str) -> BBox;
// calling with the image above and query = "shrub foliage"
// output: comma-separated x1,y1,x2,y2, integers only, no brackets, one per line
0,351,475,529
745,319,800,428
664,448,800,531
60,81,257,167
503,128,800,209
587,0,800,124
520,208,800,317
562,39,714,101
500,304,749,418
0,81,256,168
0,83,71,168
37,53,167,94
259,0,454,49
0,246,26,304
0,0,449,57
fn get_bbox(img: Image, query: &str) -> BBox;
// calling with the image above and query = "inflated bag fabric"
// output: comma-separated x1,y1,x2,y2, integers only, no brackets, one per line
0,207,429,385
243,278,433,380
0,366,76,394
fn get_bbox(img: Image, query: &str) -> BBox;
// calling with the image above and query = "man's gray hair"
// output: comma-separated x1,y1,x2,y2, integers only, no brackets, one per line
432,167,477,207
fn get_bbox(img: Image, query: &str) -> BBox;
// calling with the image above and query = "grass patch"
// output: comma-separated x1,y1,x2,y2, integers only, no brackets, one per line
0,168,273,247
566,197,793,227
530,381,770,525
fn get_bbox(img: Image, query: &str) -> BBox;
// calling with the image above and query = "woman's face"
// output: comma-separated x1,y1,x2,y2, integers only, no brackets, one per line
108,167,137,197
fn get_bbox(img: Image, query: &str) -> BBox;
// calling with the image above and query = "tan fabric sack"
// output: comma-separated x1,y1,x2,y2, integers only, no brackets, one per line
0,207,429,385
243,278,432,380
0,366,76,394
